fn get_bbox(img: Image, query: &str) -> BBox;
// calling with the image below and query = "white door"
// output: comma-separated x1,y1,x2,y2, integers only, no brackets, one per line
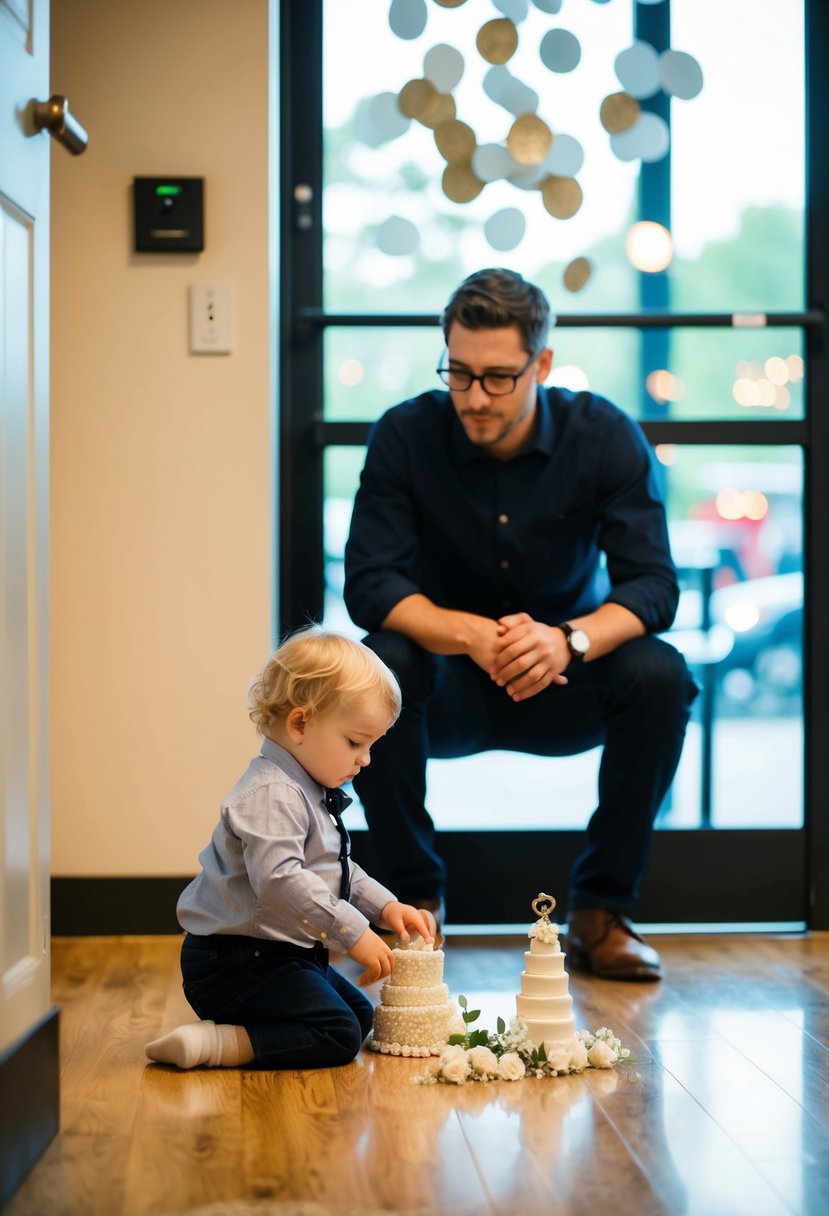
0,0,51,1058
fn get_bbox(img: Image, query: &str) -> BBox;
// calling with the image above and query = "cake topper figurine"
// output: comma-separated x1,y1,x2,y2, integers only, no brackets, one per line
531,892,557,923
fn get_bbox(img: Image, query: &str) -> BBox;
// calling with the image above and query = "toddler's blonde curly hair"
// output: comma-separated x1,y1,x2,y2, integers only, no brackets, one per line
249,626,401,738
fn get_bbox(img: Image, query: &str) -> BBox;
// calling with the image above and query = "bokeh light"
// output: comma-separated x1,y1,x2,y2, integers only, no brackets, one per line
625,221,673,272
733,354,798,411
549,364,589,391
715,488,769,521
338,358,364,386
646,369,686,403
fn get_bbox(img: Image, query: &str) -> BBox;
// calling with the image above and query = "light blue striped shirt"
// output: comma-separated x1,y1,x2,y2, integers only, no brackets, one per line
177,738,396,950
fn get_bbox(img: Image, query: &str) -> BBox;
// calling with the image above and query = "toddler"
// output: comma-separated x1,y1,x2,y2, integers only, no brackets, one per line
146,627,434,1070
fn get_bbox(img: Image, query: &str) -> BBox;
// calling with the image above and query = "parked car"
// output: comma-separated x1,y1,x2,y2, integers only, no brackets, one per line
711,571,802,707
670,571,802,712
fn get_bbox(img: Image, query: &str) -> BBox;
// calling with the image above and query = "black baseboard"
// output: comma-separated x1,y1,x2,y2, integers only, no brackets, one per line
51,827,807,935
0,1007,60,1207
51,876,189,935
353,828,808,926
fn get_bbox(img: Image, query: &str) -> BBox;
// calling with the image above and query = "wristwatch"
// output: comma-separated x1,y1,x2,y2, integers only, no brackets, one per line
555,622,590,662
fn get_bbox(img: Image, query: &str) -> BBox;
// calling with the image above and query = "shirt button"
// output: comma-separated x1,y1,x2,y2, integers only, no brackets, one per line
500,559,510,569
254,950,260,958
498,514,509,524
340,927,349,935
320,931,327,940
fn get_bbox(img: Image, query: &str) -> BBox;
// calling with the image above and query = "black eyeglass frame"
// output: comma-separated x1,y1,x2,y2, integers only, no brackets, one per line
435,350,541,396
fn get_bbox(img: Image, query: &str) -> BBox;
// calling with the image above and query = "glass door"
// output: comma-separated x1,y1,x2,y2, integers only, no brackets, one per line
279,0,829,926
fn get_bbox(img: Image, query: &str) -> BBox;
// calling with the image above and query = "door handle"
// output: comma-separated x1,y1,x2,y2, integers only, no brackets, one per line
32,95,89,155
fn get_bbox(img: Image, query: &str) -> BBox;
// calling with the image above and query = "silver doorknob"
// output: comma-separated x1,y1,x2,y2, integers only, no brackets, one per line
32,95,89,155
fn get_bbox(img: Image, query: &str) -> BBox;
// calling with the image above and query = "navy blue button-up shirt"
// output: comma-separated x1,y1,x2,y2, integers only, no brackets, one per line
344,385,679,635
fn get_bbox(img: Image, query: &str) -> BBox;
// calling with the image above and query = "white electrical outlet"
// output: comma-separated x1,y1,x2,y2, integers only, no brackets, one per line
190,281,233,354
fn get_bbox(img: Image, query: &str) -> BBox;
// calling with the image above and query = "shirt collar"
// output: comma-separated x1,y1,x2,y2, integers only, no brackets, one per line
260,736,325,806
448,384,555,464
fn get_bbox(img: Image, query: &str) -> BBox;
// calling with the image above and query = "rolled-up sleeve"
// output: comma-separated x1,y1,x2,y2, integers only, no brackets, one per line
344,411,424,632
598,412,679,633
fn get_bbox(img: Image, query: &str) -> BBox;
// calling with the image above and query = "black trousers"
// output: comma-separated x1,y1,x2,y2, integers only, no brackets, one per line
180,934,374,1069
354,630,698,913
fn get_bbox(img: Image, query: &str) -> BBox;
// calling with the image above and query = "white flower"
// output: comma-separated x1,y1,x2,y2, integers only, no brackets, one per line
528,920,560,946
545,1042,572,1073
588,1040,618,1069
594,1028,626,1057
437,1046,470,1083
498,1052,526,1082
440,1054,471,1084
569,1041,589,1071
467,1046,499,1076
439,1044,468,1067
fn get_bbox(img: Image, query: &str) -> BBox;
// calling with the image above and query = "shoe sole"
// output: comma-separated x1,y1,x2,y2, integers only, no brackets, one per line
566,942,661,982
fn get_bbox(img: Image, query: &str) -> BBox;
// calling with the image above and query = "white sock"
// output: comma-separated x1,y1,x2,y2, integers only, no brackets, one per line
145,1021,254,1069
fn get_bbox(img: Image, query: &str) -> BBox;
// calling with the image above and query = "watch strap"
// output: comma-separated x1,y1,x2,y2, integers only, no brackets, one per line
555,621,585,661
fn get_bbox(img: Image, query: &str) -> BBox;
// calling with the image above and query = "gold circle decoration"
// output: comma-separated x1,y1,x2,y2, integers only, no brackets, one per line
563,256,592,292
434,119,477,164
600,92,641,135
433,0,468,6
418,92,457,129
476,18,519,66
506,114,553,165
442,163,485,203
541,175,584,219
398,77,439,121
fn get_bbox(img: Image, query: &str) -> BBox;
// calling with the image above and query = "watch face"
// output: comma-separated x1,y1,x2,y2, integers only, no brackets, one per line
570,628,590,655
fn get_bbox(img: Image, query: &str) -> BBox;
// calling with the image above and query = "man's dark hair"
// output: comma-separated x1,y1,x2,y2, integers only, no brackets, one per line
441,268,552,355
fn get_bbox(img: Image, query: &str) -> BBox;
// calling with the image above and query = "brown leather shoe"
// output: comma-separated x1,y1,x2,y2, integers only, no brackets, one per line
564,908,661,981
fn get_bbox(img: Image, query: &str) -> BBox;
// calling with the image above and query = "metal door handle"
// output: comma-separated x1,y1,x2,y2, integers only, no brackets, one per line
32,95,89,155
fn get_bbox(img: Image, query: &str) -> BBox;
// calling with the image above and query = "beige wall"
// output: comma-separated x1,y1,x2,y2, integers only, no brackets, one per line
51,0,274,874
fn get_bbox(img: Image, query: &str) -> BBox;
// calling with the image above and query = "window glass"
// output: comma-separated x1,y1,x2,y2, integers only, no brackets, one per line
324,327,804,422
323,443,803,831
319,0,806,840
670,0,805,311
323,0,805,316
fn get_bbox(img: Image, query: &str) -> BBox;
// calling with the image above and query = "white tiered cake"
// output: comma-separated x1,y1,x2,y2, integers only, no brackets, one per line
515,893,577,1051
370,938,457,1057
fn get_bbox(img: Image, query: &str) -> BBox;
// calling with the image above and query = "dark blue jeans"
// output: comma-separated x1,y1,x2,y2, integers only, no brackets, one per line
354,631,698,914
180,933,374,1069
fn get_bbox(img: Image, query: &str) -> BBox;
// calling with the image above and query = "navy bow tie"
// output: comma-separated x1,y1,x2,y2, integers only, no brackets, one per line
323,787,353,901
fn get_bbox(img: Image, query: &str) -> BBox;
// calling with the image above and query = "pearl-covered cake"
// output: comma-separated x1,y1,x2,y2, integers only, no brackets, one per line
370,938,456,1057
516,896,577,1050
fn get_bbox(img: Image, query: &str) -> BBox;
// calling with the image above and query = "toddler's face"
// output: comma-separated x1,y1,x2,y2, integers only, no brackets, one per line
295,695,395,789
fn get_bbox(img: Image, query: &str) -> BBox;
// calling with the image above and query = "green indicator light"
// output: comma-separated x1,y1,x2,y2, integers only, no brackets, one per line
155,185,182,197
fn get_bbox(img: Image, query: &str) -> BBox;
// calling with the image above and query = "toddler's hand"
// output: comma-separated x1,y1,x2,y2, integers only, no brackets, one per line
348,927,394,987
378,900,435,945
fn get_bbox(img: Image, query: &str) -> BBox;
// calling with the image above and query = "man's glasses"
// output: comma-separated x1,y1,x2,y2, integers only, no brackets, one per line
436,351,539,397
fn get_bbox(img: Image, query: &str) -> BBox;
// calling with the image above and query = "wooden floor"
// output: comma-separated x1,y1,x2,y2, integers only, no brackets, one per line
6,931,829,1216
